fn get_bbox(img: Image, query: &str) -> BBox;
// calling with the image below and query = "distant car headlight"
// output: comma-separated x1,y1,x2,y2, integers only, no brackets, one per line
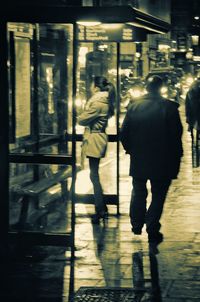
161,86,168,95
75,98,83,108
175,83,181,88
185,77,194,85
128,88,143,98
75,98,86,108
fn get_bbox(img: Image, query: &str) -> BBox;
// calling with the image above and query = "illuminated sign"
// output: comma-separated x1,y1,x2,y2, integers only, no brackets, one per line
77,24,146,42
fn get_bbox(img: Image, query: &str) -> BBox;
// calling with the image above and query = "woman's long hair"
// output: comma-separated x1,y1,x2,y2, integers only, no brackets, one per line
94,76,116,117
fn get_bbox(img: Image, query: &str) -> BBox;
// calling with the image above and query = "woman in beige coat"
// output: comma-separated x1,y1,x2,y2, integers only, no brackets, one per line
78,76,115,223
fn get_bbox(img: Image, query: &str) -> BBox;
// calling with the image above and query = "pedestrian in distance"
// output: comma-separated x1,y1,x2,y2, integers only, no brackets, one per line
185,75,200,147
120,75,183,244
77,76,116,224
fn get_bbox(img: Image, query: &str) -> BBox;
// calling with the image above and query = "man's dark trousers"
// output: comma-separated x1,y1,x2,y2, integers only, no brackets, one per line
130,178,171,235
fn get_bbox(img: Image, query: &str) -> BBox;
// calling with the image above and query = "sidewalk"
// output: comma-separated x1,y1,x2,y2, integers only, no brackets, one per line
73,103,200,301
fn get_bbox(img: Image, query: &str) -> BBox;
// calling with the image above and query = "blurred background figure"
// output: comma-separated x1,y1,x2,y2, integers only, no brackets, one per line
185,73,200,148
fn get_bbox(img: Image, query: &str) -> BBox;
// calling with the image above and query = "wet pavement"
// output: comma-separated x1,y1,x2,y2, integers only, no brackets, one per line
72,103,200,300
2,102,200,301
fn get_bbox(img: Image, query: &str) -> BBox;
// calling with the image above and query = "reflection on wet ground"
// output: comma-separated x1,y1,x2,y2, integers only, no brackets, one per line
2,103,200,302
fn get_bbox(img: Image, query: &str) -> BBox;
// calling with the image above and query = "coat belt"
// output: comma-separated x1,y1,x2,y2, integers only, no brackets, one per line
90,129,105,133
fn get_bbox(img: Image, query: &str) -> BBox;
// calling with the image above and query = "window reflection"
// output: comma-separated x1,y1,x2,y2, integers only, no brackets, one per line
8,23,73,155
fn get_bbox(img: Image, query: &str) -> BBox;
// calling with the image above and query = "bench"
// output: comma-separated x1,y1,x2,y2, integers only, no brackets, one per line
10,165,81,230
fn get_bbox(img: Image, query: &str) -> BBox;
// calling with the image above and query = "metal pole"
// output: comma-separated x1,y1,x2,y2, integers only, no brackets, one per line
116,42,120,216
0,20,9,252
68,21,78,302
31,25,41,184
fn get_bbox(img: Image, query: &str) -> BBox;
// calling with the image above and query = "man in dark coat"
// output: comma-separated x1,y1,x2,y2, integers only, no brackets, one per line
185,77,200,146
120,75,183,244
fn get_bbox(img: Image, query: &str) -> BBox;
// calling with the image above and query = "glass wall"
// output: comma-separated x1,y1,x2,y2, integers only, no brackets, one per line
8,23,73,155
7,21,144,230
8,23,74,234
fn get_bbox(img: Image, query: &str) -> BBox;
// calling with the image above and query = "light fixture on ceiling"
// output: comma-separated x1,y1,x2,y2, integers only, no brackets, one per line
76,21,101,26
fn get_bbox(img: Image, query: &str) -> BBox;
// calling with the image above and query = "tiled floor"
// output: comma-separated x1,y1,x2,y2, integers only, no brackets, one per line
2,103,200,301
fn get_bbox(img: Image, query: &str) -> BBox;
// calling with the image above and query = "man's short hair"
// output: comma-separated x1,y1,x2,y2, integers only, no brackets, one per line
146,75,163,92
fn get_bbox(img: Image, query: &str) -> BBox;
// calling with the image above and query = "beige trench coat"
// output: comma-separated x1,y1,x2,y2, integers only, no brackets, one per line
77,91,110,166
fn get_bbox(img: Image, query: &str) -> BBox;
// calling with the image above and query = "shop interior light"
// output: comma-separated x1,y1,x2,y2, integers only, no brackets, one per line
186,52,193,59
76,21,101,26
101,24,122,30
194,16,200,20
108,68,117,76
135,52,141,58
158,44,170,51
191,35,199,46
98,44,108,50
193,56,200,62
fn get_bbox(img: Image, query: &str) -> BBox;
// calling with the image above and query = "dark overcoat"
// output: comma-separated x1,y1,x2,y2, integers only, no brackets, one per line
185,79,200,130
120,93,183,179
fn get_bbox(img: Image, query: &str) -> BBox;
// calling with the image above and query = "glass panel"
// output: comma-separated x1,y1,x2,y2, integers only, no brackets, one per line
76,41,117,136
8,23,73,156
9,163,72,233
75,41,118,198
75,143,117,194
119,42,146,124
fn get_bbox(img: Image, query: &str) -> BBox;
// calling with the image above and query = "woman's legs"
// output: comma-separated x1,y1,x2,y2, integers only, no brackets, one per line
88,157,108,217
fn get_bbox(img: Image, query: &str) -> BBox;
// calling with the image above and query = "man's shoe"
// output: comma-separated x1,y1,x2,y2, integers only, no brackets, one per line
131,227,142,235
148,232,163,244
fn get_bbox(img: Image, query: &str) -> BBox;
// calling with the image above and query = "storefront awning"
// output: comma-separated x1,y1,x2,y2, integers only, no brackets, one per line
2,5,170,34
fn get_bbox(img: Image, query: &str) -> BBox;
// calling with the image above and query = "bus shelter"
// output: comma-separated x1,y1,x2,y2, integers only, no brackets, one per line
0,5,170,296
